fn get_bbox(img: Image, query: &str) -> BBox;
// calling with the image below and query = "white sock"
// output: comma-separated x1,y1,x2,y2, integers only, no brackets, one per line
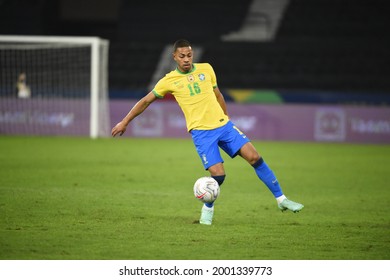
276,195,287,204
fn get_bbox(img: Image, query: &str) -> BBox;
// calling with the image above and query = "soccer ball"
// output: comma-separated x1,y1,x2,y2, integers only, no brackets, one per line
193,177,220,203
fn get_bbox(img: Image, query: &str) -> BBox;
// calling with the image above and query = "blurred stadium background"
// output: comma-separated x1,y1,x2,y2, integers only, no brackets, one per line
0,0,389,143
1,0,390,263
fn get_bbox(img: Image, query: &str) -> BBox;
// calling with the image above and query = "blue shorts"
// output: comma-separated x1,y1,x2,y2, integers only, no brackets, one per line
191,121,250,170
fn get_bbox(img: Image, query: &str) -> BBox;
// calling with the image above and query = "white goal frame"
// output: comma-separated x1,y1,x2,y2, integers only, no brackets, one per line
0,35,109,138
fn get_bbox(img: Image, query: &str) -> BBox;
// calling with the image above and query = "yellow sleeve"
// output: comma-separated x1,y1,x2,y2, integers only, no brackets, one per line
152,76,170,98
208,63,218,89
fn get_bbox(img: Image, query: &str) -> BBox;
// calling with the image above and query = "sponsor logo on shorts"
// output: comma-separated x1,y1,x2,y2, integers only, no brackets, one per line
202,154,208,165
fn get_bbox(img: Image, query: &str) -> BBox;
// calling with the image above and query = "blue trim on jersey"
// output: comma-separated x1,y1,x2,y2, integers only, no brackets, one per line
191,121,250,170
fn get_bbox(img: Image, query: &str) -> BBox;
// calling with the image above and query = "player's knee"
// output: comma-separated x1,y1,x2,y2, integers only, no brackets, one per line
251,157,264,168
208,163,225,175
239,143,261,165
247,153,261,165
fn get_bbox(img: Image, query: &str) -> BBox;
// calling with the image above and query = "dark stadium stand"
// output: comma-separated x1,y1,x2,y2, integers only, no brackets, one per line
116,0,252,44
272,0,389,92
109,0,390,102
1,0,389,103
108,0,253,95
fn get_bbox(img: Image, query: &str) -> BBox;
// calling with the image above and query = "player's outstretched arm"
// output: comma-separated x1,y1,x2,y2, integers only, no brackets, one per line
111,92,158,137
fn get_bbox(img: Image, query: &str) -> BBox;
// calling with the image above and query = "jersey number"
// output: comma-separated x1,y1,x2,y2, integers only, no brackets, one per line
187,82,201,96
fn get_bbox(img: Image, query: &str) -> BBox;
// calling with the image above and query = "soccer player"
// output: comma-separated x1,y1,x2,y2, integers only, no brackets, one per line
111,39,304,225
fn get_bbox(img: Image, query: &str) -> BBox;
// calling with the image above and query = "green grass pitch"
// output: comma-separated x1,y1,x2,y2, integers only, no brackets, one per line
0,136,389,260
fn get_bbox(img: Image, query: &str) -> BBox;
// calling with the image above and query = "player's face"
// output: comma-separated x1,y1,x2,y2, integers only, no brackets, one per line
173,46,193,72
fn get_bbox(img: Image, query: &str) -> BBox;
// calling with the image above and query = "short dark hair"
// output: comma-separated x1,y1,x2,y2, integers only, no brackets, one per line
173,39,191,51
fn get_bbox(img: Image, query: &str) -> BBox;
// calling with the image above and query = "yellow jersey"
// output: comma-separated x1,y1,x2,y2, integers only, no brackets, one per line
152,63,229,131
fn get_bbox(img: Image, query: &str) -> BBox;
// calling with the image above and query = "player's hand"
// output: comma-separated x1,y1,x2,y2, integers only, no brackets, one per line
111,122,127,137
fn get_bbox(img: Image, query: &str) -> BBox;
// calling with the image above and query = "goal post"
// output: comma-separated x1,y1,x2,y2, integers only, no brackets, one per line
0,35,110,138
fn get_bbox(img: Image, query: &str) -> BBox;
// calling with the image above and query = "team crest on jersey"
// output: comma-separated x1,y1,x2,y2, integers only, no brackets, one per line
198,73,205,81
187,74,195,82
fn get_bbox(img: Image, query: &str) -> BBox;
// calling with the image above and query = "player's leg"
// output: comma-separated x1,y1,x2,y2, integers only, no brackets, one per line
218,121,303,213
191,128,226,225
198,163,226,225
238,142,283,197
238,142,304,212
191,129,227,190
206,162,226,207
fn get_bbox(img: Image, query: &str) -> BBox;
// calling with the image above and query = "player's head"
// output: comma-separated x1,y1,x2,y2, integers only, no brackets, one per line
173,39,193,73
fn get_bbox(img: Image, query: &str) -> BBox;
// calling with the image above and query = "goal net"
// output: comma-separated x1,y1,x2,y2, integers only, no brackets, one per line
0,35,110,138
